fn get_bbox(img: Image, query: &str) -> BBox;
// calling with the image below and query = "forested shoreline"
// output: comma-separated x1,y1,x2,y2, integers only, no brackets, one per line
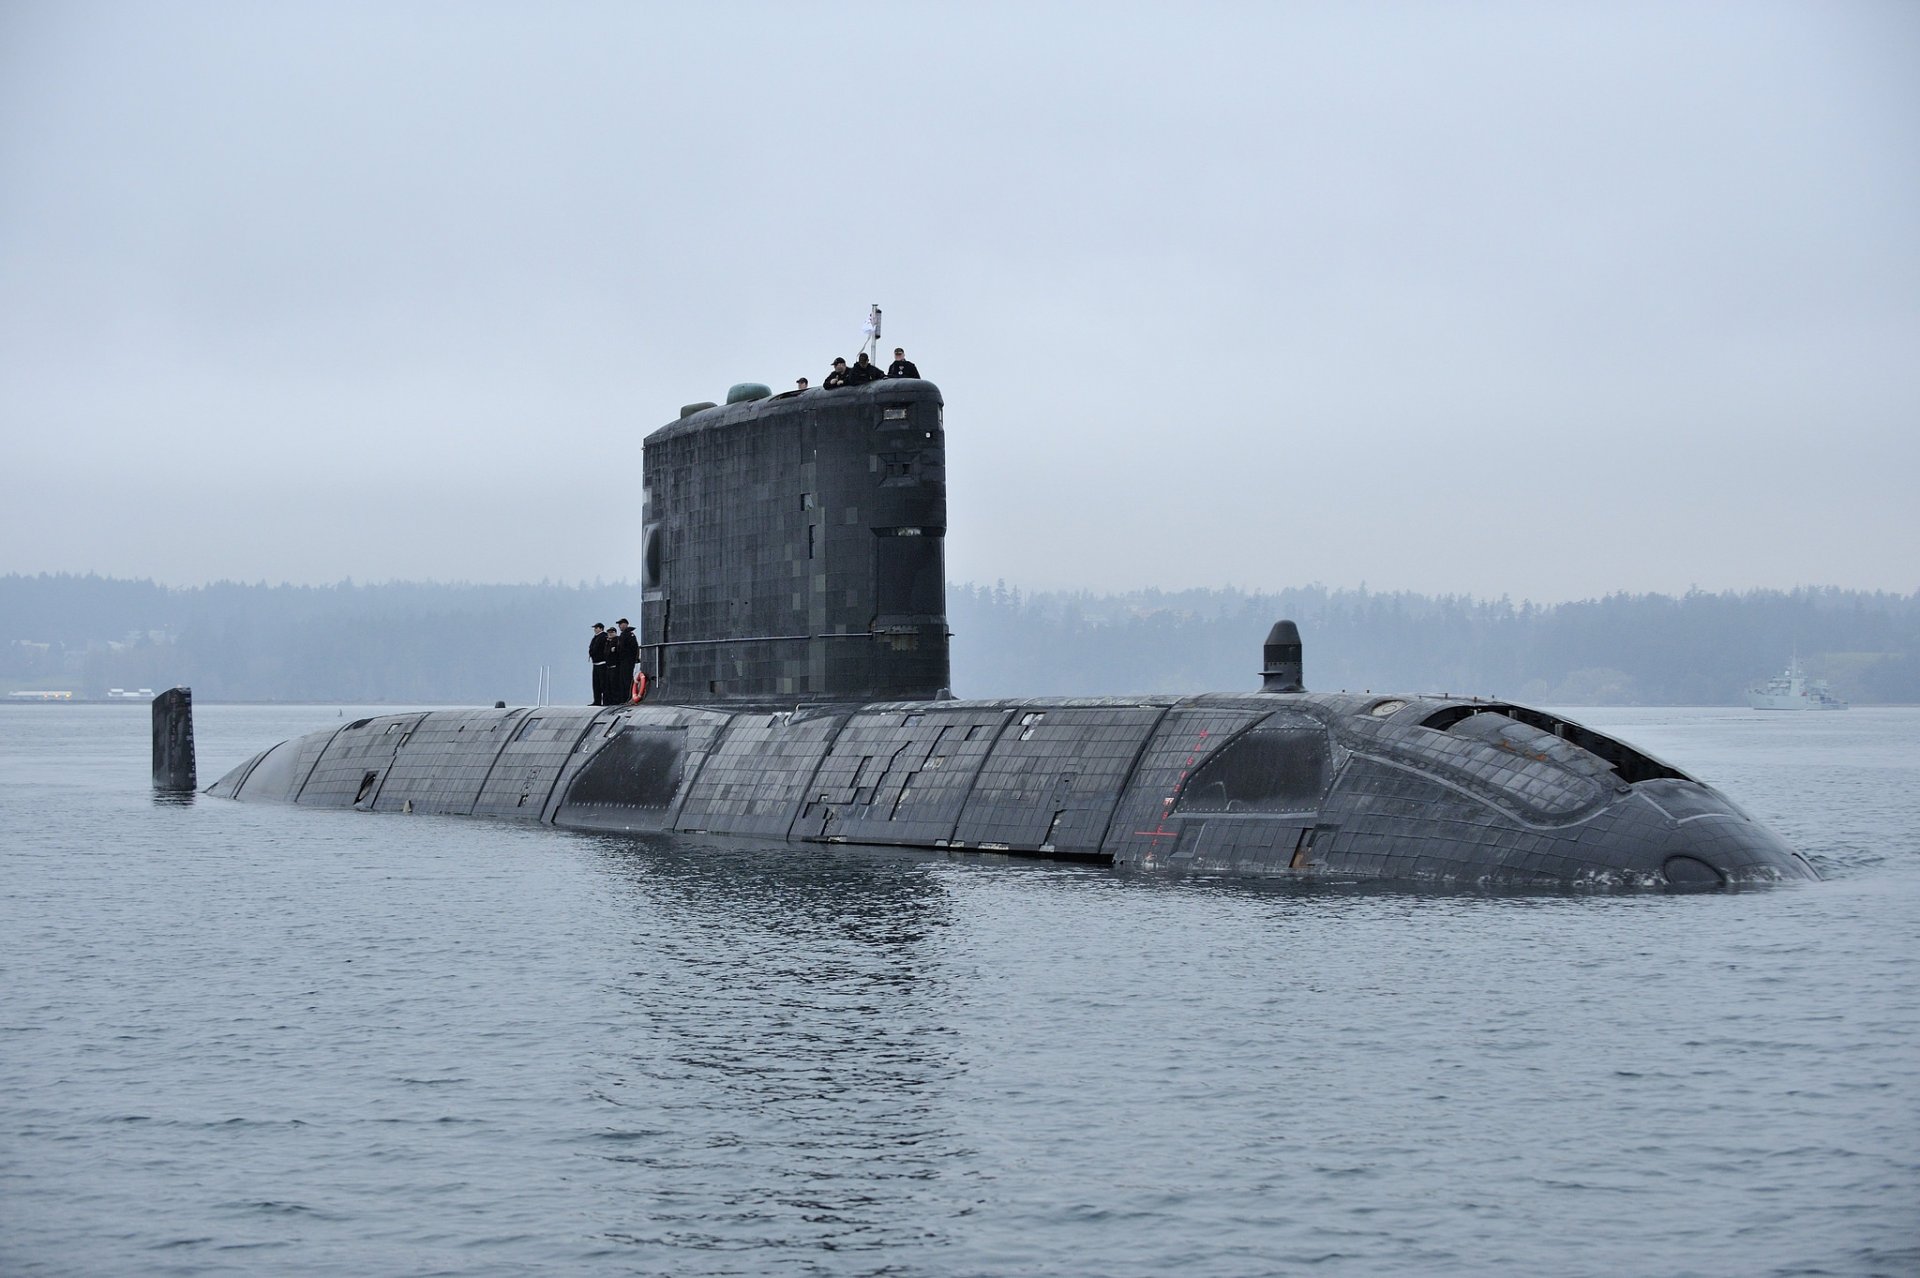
3,573,1916,705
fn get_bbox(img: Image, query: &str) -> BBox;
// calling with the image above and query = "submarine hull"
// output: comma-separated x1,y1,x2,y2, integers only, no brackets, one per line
203,375,1815,889
208,692,1816,890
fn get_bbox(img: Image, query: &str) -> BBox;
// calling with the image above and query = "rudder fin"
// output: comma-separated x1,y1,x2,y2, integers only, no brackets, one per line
152,687,197,791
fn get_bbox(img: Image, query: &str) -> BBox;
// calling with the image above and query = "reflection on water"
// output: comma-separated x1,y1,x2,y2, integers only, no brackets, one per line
582,835,968,1262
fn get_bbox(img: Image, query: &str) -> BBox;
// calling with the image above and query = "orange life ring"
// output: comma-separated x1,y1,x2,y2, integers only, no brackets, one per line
631,672,648,703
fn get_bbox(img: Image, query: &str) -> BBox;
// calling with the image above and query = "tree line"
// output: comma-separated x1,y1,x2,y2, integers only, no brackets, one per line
3,572,1916,705
947,582,1920,704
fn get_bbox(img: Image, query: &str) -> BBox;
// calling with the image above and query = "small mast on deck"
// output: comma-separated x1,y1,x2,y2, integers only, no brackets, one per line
1260,620,1304,693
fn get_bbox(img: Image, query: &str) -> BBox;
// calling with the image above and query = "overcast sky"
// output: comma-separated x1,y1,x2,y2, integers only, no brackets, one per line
2,1,1914,602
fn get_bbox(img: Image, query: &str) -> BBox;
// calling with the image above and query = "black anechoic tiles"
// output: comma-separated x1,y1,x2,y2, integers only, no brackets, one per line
953,704,1169,852
1104,705,1271,867
1347,717,1609,824
1322,758,1571,883
802,705,1015,846
674,709,849,839
281,729,343,799
372,709,527,816
550,705,732,832
471,709,604,819
296,713,434,808
641,381,948,703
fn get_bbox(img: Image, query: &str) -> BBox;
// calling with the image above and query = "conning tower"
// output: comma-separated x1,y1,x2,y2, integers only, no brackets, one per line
639,379,949,703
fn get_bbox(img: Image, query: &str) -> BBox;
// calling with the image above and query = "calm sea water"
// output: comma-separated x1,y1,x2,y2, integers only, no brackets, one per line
2,703,1915,1276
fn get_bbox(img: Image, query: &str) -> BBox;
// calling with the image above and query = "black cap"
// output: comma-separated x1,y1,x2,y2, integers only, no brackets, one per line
832,357,846,366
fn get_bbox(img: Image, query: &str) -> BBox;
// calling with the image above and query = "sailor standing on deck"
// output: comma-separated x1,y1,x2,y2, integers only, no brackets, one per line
886,348,919,378
611,619,640,704
823,358,850,389
847,352,884,385
588,623,611,705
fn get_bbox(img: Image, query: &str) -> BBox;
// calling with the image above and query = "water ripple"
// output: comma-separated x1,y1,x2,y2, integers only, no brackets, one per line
0,704,1915,1276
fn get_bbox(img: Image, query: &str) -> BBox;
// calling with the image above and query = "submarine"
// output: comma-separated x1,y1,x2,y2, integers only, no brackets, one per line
200,377,1817,889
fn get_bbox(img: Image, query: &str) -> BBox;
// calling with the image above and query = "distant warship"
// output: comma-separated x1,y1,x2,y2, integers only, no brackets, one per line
193,378,1816,889
1747,655,1847,711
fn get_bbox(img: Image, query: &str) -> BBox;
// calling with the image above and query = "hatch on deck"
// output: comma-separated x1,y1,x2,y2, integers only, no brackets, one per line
1420,703,1690,784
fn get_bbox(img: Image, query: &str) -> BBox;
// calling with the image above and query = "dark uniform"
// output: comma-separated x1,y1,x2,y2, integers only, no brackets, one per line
887,356,919,378
823,360,850,389
846,354,884,384
611,622,640,704
588,627,612,705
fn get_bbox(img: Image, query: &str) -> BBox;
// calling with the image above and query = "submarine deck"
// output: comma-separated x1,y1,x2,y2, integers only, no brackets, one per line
207,691,1812,888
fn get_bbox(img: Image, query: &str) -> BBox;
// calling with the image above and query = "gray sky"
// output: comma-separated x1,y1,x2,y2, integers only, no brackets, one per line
2,1,1915,603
